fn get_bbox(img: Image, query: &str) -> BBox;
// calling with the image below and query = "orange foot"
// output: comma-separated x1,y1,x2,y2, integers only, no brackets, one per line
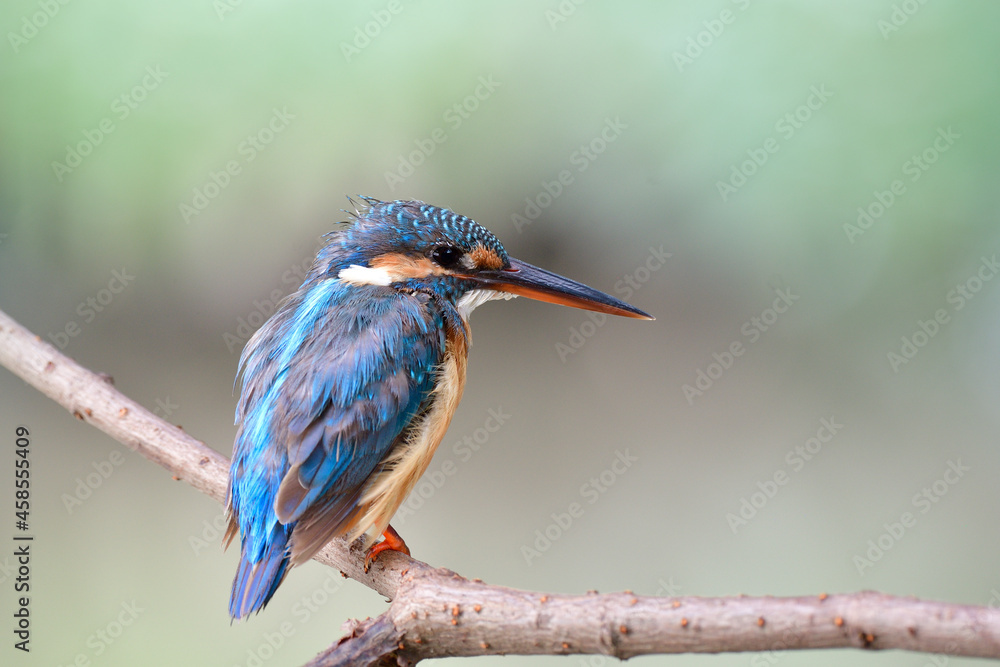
363,524,410,573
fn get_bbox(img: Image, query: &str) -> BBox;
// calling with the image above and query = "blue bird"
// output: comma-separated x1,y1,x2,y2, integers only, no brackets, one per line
224,197,652,619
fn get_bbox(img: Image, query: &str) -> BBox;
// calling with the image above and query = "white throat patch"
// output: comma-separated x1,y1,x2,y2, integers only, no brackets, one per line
457,289,515,320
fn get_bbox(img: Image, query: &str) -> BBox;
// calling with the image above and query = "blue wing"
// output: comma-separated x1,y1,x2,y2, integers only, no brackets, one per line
226,279,448,618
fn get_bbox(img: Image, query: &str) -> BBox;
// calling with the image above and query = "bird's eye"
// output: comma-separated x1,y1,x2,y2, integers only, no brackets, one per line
430,245,463,268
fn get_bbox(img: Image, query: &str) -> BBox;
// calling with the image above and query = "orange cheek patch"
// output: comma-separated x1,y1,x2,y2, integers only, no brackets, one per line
470,245,504,270
368,253,444,280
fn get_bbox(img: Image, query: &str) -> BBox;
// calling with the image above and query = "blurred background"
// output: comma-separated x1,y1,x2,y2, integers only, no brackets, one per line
1,1,999,665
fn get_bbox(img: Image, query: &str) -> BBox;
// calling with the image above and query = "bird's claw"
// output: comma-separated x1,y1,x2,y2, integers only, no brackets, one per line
363,524,410,573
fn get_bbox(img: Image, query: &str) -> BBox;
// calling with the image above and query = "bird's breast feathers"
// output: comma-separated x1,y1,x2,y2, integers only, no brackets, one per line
351,326,467,545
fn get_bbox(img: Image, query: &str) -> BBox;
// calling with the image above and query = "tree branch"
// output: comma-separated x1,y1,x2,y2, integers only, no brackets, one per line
308,583,1000,666
2,306,998,666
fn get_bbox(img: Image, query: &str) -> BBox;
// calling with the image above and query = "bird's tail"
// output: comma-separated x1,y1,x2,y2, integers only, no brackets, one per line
228,521,292,620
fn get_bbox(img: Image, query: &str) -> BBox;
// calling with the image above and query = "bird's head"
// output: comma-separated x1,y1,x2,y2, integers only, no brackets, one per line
326,197,653,320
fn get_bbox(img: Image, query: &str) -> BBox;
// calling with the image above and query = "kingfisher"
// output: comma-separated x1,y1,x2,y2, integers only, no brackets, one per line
224,197,652,619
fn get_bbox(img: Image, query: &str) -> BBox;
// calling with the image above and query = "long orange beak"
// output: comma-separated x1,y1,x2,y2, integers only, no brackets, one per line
467,257,654,320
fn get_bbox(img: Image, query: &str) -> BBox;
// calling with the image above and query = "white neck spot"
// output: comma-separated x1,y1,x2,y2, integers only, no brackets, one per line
338,264,393,286
457,289,515,320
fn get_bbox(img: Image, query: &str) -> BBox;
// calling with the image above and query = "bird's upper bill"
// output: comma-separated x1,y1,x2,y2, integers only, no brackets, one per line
458,257,653,320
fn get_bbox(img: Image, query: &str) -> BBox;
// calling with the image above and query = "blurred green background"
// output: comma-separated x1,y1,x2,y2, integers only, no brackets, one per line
2,1,999,665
